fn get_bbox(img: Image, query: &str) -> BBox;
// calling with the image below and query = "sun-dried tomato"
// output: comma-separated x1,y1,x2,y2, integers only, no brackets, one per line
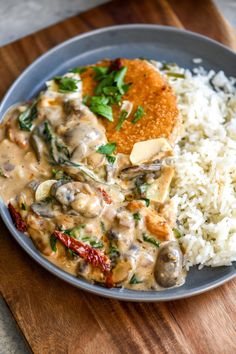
52,230,111,273
110,58,122,72
98,187,112,204
8,203,27,232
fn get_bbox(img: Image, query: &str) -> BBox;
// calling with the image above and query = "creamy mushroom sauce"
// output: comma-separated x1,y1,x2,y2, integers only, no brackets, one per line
0,68,186,291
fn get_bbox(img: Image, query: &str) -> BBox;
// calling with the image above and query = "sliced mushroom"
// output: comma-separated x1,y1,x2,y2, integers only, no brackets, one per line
53,181,103,218
119,162,162,180
154,241,185,288
35,180,57,202
31,200,55,218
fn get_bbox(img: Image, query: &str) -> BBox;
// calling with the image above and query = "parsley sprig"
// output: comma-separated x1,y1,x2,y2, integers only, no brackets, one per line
84,63,130,121
54,76,79,93
97,142,116,164
131,105,145,124
116,110,128,131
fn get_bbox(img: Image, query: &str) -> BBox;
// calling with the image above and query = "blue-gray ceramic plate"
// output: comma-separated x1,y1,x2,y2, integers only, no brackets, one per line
0,25,235,301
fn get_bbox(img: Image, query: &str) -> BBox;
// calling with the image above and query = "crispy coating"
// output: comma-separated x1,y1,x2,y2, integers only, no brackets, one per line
81,59,180,154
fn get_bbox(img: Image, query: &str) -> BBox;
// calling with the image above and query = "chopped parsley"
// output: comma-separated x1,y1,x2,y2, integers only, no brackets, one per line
54,76,79,93
161,62,171,71
69,67,87,74
84,63,130,122
89,96,113,121
109,245,120,267
173,228,182,239
116,110,128,131
62,225,85,238
106,155,116,164
131,105,145,124
50,235,57,252
133,212,141,221
90,240,104,249
18,100,37,131
100,221,106,234
114,66,127,94
21,203,26,210
81,236,104,249
143,233,160,248
97,142,116,155
93,66,109,80
129,274,143,284
140,198,150,207
97,143,116,165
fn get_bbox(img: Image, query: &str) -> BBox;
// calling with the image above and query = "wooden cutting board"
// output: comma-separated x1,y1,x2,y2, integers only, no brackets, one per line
0,1,236,353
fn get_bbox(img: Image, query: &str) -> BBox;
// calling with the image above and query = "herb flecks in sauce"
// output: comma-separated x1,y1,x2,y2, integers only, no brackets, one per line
129,274,143,284
143,233,160,247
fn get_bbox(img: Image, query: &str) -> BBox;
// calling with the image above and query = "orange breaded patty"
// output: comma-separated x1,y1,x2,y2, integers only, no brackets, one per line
81,59,180,154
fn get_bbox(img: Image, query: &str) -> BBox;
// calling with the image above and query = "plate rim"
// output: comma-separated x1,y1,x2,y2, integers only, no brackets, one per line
0,24,235,301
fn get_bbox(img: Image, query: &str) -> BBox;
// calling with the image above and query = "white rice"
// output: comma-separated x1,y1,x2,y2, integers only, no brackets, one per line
155,61,236,269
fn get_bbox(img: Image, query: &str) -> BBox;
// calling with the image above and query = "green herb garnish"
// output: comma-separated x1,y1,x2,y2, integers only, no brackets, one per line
106,155,116,164
133,212,141,221
161,62,171,71
173,228,182,239
18,100,37,131
114,67,127,94
131,105,145,124
143,233,160,247
116,110,128,131
69,67,87,74
109,246,119,258
129,274,143,284
140,198,150,207
90,240,104,249
21,203,26,210
61,225,85,238
93,66,110,80
97,142,116,155
54,76,79,93
87,64,129,121
100,221,106,234
67,249,77,257
166,72,185,79
50,235,57,252
89,96,113,121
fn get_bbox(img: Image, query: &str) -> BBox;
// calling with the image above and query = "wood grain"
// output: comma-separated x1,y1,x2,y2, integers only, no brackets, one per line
0,0,236,353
